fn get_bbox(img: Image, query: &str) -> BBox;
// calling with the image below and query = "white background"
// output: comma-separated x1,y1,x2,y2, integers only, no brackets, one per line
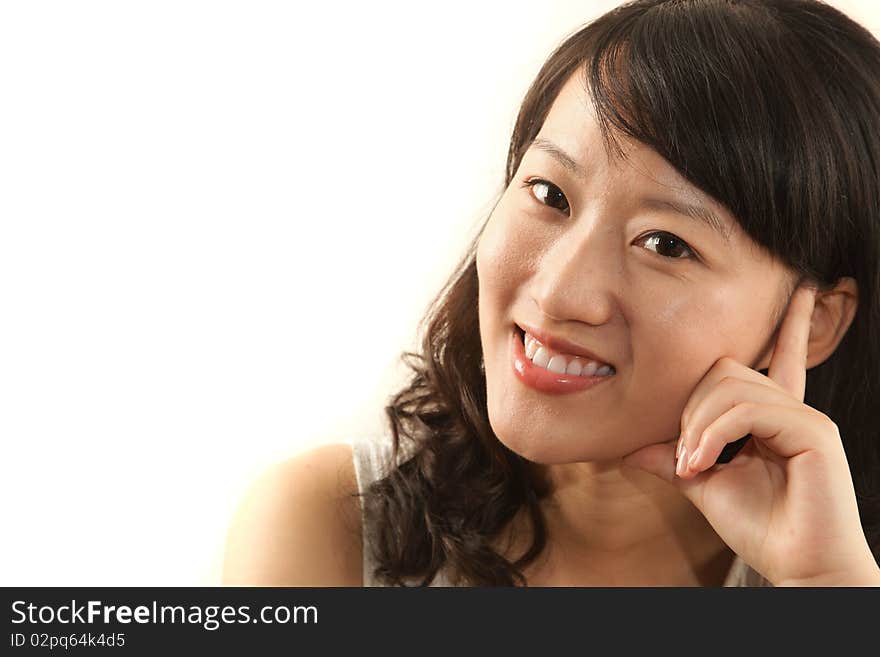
1,1,877,585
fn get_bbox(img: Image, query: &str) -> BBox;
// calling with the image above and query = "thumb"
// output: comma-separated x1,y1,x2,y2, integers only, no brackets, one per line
621,439,709,502
621,439,679,482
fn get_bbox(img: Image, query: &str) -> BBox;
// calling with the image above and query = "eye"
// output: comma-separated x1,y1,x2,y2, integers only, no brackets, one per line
519,178,697,261
635,231,698,260
521,178,570,215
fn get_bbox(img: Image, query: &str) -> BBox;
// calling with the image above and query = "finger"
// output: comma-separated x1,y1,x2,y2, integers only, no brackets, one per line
767,285,817,401
622,438,712,498
677,377,802,467
621,438,678,480
679,357,788,446
680,401,834,477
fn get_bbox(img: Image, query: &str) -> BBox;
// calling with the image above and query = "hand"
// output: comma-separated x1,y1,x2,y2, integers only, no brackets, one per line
622,284,880,586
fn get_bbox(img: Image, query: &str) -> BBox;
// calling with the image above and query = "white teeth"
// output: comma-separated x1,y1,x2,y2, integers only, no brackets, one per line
532,346,550,369
565,360,583,376
520,329,614,377
547,355,568,374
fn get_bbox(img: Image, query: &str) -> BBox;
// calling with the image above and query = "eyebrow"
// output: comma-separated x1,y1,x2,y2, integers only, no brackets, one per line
527,136,732,244
530,137,587,178
641,198,732,244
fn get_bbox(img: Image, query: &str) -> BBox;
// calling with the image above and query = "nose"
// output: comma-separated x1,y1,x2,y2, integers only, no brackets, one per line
531,222,617,326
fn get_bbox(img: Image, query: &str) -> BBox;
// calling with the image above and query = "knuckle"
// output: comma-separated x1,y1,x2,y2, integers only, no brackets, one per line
717,356,739,371
817,412,840,439
736,400,758,414
718,375,741,391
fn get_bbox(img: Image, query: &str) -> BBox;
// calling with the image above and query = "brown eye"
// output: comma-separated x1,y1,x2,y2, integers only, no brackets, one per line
636,231,697,260
521,178,570,215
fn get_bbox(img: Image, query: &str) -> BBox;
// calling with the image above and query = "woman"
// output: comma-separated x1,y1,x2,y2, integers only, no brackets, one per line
222,0,880,586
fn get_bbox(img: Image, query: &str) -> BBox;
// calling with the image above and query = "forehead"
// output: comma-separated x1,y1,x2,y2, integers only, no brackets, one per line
536,72,713,208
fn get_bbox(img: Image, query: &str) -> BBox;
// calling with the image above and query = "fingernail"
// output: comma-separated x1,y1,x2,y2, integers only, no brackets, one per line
676,446,688,477
688,444,702,470
676,435,685,459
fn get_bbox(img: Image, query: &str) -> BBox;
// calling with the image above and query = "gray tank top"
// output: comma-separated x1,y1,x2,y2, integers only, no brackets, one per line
346,434,771,587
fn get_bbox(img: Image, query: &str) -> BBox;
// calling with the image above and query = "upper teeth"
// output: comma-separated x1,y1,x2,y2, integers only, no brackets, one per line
523,331,615,377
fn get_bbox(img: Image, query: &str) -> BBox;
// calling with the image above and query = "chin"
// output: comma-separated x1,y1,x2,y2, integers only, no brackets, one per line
489,420,614,466
484,365,632,465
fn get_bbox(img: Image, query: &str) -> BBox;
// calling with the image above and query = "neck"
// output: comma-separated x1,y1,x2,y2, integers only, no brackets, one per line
496,457,735,586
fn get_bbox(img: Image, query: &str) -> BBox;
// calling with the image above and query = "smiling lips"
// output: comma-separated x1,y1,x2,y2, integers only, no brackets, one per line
523,329,615,377
511,327,616,395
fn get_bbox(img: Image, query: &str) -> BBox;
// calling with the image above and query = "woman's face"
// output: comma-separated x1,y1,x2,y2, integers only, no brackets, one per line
476,72,795,465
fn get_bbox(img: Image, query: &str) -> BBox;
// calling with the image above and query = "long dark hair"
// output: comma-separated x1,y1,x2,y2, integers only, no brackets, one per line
358,0,880,586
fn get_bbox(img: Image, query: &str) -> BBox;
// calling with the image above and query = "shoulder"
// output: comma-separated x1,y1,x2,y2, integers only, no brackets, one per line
221,442,363,586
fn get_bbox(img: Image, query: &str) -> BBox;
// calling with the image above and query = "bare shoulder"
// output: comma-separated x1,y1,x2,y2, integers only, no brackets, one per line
221,442,363,586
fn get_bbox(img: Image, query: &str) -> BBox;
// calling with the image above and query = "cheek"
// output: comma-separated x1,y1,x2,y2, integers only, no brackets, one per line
639,301,715,390
702,284,779,363
476,206,533,305
639,284,773,382
630,290,729,398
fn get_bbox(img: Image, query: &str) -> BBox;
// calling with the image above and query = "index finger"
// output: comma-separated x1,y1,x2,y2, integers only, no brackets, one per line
767,283,817,401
